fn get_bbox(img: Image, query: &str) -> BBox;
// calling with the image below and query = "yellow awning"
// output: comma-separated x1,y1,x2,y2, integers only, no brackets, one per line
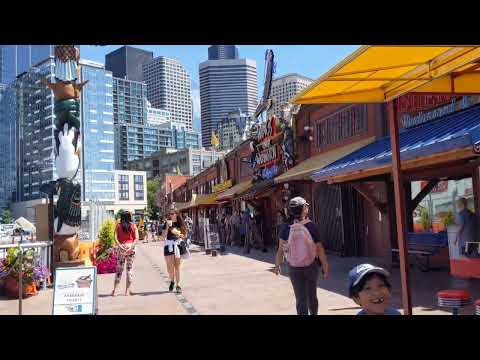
216,180,253,201
175,194,197,211
274,137,375,184
196,193,219,206
292,45,480,104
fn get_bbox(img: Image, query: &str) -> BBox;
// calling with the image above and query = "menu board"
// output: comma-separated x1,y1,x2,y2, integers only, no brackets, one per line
53,266,97,315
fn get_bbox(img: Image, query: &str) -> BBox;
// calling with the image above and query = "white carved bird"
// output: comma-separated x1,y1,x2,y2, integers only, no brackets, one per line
55,123,80,180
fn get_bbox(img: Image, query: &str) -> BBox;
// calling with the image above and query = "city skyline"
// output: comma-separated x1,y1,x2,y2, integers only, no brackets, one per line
80,45,359,131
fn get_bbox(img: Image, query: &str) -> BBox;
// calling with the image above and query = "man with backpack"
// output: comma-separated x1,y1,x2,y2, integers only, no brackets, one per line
275,197,329,315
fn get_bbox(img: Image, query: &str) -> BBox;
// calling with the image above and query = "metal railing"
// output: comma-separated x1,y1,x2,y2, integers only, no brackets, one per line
0,241,53,291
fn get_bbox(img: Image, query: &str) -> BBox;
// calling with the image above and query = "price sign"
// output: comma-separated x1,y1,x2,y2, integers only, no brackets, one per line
53,266,97,315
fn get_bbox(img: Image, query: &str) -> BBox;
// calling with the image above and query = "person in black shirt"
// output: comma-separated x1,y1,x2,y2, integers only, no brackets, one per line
160,208,188,293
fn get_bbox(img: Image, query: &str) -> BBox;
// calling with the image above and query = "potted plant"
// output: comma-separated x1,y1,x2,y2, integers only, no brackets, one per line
420,207,431,232
0,248,49,299
95,219,117,274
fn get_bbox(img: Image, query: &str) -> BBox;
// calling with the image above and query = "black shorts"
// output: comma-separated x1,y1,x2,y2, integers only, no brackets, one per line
164,242,187,257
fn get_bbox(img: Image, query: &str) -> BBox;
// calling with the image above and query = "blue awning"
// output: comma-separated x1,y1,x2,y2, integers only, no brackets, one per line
312,104,480,182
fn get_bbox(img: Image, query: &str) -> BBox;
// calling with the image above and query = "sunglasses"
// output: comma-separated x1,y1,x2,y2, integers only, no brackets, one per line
169,212,176,216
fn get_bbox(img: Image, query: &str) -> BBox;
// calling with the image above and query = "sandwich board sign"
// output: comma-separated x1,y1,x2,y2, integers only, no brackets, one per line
53,266,97,315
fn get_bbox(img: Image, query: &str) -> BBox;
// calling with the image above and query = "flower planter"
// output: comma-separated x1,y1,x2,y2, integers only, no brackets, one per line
96,252,117,274
0,278,5,296
4,276,38,299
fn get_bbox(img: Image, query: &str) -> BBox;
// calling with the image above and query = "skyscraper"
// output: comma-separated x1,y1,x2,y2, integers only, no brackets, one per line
208,45,239,60
0,45,54,84
10,58,115,203
143,56,193,130
79,60,115,202
15,59,56,202
270,73,313,119
0,82,19,209
105,46,153,82
113,77,199,170
199,56,258,147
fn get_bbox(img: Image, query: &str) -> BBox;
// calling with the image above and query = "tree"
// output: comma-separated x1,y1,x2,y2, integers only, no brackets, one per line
146,179,160,220
1,209,13,224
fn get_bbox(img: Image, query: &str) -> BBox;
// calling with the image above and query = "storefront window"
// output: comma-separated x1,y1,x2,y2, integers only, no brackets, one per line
412,177,474,233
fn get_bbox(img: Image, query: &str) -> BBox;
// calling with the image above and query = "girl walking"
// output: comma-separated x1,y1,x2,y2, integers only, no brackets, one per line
112,211,139,296
160,208,188,293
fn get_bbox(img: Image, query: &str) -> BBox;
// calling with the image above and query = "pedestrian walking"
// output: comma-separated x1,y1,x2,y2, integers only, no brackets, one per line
230,210,240,246
455,197,478,255
224,212,231,246
184,213,193,246
111,211,139,297
160,208,188,293
274,197,329,315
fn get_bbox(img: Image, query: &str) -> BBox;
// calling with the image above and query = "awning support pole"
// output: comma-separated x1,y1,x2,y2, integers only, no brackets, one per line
388,100,413,315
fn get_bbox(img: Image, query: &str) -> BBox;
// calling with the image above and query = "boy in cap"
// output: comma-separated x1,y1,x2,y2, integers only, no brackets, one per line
348,264,401,315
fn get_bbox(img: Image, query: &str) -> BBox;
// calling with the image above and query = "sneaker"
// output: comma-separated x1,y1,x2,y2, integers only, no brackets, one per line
176,286,182,294
169,281,174,292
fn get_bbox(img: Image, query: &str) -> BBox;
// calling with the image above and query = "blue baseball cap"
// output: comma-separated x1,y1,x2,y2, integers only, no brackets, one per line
348,264,389,296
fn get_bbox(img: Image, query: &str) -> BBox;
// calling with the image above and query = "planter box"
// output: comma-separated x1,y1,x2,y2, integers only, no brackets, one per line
96,252,117,274
4,277,38,299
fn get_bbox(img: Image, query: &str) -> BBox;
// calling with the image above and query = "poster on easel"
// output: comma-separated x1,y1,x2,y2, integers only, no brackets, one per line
53,266,97,315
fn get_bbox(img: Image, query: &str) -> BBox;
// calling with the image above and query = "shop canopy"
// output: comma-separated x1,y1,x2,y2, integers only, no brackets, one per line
216,180,253,202
274,137,375,184
312,104,480,183
236,179,275,201
14,217,36,233
175,193,219,210
292,46,480,105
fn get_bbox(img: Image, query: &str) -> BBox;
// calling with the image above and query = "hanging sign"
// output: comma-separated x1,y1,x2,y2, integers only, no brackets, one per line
53,266,97,315
252,116,280,169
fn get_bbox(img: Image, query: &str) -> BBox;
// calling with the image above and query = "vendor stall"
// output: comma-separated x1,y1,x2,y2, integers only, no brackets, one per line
292,45,480,315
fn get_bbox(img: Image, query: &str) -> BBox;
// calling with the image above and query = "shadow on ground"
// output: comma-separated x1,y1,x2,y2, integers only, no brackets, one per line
217,244,480,314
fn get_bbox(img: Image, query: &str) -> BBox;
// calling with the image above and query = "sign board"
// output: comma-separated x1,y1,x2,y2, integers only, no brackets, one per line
53,266,97,315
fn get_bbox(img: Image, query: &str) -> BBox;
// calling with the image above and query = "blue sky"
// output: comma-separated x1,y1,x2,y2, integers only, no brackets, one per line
81,45,359,131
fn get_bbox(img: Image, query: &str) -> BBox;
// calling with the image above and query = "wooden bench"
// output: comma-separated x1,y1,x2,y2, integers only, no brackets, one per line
391,248,434,272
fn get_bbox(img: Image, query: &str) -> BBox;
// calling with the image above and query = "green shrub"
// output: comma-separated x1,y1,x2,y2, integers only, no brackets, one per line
97,219,116,261
420,207,430,231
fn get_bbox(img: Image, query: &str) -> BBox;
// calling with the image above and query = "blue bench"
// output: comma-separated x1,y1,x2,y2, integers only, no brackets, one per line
391,232,448,271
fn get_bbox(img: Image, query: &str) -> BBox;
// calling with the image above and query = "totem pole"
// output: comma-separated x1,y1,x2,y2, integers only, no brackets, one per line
42,45,87,267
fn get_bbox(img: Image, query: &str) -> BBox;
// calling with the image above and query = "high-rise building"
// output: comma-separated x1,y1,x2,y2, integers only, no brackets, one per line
105,46,153,82
143,56,193,130
270,73,313,119
0,82,19,209
199,58,257,147
146,103,170,126
79,60,115,202
216,108,254,151
129,147,227,179
0,45,55,84
8,58,113,205
208,45,239,60
112,77,199,169
15,59,56,202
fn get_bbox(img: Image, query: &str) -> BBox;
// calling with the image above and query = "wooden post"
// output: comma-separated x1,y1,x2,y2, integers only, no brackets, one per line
472,166,480,237
405,182,414,232
388,100,413,315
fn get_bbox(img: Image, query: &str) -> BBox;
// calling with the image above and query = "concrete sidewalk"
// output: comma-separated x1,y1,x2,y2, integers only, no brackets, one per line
0,243,187,315
3,241,477,315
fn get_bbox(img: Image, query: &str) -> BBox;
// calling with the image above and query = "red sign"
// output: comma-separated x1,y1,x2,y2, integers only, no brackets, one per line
254,116,280,169
421,181,448,193
397,94,455,117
